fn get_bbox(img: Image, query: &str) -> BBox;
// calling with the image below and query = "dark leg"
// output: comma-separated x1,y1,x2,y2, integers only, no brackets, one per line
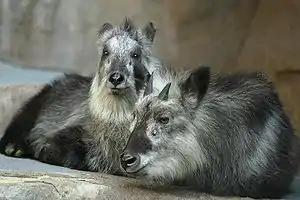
38,126,87,170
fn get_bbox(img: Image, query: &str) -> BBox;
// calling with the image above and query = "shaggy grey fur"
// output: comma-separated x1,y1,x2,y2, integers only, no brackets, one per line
0,18,161,175
121,66,300,199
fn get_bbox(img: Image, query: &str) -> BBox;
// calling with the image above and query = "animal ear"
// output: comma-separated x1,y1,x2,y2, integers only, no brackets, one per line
142,22,156,43
180,66,210,105
158,83,171,101
122,17,135,33
97,22,113,37
143,72,154,97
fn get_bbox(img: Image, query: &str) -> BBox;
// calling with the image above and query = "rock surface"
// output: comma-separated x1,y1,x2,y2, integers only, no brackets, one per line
0,170,256,200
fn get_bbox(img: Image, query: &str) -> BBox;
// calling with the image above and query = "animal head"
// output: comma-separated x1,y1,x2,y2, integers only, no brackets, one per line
93,18,157,96
90,18,157,122
120,66,211,183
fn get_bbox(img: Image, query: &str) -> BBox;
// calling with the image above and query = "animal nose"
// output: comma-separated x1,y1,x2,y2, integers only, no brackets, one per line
120,152,139,170
108,72,125,87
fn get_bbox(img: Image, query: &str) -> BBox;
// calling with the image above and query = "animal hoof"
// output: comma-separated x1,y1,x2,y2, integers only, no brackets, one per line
14,149,24,157
5,144,15,155
4,144,24,157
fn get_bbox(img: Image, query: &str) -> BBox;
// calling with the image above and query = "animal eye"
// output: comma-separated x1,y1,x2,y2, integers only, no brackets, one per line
132,53,140,59
158,117,169,124
152,131,157,136
103,50,109,56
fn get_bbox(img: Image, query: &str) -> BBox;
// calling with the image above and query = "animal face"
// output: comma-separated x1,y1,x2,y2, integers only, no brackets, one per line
95,18,156,96
120,66,211,183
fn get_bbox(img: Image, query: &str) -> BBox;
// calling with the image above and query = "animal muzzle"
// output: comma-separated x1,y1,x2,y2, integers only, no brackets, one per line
120,151,141,173
108,72,126,88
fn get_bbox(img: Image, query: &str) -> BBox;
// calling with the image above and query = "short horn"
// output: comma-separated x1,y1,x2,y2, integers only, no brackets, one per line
158,83,171,101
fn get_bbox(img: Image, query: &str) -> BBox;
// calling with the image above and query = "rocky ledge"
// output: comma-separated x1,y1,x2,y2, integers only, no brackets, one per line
0,170,253,200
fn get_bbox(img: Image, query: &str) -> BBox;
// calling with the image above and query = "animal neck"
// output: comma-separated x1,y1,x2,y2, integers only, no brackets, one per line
88,76,136,125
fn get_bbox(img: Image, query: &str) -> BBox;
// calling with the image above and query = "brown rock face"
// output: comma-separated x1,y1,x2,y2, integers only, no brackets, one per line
164,0,300,135
234,0,300,134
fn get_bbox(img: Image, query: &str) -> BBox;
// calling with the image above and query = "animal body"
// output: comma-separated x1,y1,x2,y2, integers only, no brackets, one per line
121,66,300,198
0,18,161,175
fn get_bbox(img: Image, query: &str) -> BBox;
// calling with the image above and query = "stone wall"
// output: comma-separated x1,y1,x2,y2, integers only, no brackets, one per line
0,0,176,76
161,0,300,133
0,0,299,133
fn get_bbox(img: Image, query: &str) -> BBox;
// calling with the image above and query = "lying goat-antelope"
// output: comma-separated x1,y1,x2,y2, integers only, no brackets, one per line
121,66,300,199
0,18,161,175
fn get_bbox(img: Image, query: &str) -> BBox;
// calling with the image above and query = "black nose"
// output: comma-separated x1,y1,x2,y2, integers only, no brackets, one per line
108,72,125,87
120,152,139,170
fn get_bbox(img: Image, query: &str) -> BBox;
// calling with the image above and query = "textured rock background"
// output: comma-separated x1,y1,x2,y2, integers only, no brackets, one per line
0,0,299,134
